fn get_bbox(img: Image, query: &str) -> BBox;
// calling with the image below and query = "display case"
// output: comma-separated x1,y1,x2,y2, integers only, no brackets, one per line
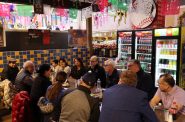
92,31,117,58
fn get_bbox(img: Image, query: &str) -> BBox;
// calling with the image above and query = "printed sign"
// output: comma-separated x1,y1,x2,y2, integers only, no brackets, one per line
130,0,156,29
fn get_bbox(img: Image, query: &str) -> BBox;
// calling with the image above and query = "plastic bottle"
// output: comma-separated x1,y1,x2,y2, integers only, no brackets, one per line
96,79,102,93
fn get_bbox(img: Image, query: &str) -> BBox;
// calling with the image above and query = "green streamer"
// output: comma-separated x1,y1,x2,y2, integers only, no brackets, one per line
69,9,78,19
17,5,33,17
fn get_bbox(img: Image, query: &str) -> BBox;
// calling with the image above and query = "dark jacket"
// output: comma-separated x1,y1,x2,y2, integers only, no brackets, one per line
99,84,158,122
30,74,51,122
1,65,19,83
88,64,106,88
106,69,120,88
136,69,155,100
15,69,33,94
70,66,87,79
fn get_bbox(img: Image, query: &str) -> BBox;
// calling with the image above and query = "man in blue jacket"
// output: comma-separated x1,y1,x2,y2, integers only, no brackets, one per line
99,70,158,122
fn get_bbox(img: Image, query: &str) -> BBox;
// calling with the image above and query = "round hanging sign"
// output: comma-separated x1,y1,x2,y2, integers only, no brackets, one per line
129,0,156,29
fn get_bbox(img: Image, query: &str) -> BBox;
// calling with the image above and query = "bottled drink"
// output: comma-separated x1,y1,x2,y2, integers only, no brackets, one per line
96,79,102,93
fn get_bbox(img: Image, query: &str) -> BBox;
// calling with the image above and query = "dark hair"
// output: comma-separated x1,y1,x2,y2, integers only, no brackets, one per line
74,58,84,67
129,59,141,69
52,59,58,64
160,73,175,87
59,58,68,66
47,71,67,101
37,64,51,75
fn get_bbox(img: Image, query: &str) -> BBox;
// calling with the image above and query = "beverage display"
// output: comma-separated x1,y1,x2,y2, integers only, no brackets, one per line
117,31,133,70
92,31,117,58
135,31,153,73
155,39,178,86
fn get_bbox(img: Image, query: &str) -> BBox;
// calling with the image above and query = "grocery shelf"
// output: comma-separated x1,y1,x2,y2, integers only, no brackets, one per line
137,44,152,46
159,56,177,60
119,44,132,45
157,47,177,50
158,66,176,70
140,61,151,64
136,53,152,55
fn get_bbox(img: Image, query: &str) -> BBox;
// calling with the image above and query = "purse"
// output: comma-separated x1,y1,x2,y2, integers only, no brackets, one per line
37,96,54,114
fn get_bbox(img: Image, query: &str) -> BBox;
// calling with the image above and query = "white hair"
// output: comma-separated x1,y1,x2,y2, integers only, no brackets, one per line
104,59,116,68
23,60,34,69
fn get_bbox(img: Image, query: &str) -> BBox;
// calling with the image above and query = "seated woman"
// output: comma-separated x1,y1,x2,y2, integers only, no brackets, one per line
44,71,67,122
59,58,71,77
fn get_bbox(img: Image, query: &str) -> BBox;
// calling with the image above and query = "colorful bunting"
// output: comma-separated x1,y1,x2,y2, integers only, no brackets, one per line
0,4,10,17
69,9,78,19
161,0,180,15
17,5,33,17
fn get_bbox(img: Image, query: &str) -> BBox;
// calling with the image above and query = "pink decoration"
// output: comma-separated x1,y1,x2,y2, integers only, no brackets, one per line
0,4,10,17
56,8,68,17
161,0,180,15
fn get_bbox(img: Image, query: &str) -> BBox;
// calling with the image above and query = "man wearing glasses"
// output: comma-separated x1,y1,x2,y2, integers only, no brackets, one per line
127,59,155,100
1,58,19,84
88,56,106,88
150,74,185,121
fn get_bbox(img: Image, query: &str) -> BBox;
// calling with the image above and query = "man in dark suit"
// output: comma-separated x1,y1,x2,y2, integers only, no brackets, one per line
99,70,158,122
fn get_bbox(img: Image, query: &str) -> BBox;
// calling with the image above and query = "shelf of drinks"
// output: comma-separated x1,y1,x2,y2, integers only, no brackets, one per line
136,53,152,55
120,52,132,55
157,47,177,50
157,66,176,70
136,44,152,46
119,44,132,45
140,61,151,64
159,56,177,60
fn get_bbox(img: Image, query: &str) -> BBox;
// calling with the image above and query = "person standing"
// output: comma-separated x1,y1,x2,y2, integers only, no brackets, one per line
127,59,155,100
99,70,158,122
104,59,119,88
88,56,106,88
1,58,19,84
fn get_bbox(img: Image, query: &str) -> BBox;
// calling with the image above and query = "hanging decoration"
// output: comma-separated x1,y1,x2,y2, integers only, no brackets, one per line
97,0,109,12
108,0,130,25
17,5,33,17
161,0,180,15
0,4,10,17
69,9,78,19
56,8,68,17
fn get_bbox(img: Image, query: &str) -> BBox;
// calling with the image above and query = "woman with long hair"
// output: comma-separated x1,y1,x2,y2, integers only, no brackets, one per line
70,58,87,80
44,71,67,122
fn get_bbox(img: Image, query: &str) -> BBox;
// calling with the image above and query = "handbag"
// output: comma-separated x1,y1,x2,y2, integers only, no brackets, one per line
37,96,54,114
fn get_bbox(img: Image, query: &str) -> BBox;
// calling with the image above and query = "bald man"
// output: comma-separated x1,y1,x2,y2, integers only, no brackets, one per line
88,56,106,88
15,60,35,94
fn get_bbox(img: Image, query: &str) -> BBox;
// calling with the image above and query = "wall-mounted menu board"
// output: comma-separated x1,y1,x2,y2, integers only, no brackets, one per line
0,30,68,51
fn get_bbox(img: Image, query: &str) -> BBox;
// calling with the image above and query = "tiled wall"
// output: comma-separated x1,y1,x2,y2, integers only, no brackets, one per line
0,48,90,74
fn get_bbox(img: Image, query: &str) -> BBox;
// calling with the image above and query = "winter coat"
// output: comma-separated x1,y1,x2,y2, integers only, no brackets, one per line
12,91,32,122
0,79,11,108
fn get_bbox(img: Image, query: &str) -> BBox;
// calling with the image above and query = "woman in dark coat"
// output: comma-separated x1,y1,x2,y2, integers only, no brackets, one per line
30,64,52,122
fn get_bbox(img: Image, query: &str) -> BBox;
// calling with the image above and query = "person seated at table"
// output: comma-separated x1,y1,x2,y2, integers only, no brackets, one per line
99,70,158,122
1,58,19,84
104,59,119,88
51,59,60,73
59,58,71,77
88,55,106,88
150,74,185,116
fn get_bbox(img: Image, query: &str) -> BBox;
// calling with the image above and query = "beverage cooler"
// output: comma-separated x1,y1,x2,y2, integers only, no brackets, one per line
153,27,185,87
135,30,153,73
117,31,134,70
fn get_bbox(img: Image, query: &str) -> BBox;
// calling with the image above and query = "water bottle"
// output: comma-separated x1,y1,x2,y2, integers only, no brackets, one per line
96,79,102,93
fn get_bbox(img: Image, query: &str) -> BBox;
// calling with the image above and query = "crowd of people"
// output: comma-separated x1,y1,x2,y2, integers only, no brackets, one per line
0,56,184,122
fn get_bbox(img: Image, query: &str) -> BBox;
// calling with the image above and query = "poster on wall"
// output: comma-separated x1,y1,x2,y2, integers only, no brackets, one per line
68,29,87,47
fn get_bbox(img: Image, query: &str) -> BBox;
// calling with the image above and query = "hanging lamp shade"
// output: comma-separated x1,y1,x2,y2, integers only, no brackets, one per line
69,8,78,19
17,5,33,17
